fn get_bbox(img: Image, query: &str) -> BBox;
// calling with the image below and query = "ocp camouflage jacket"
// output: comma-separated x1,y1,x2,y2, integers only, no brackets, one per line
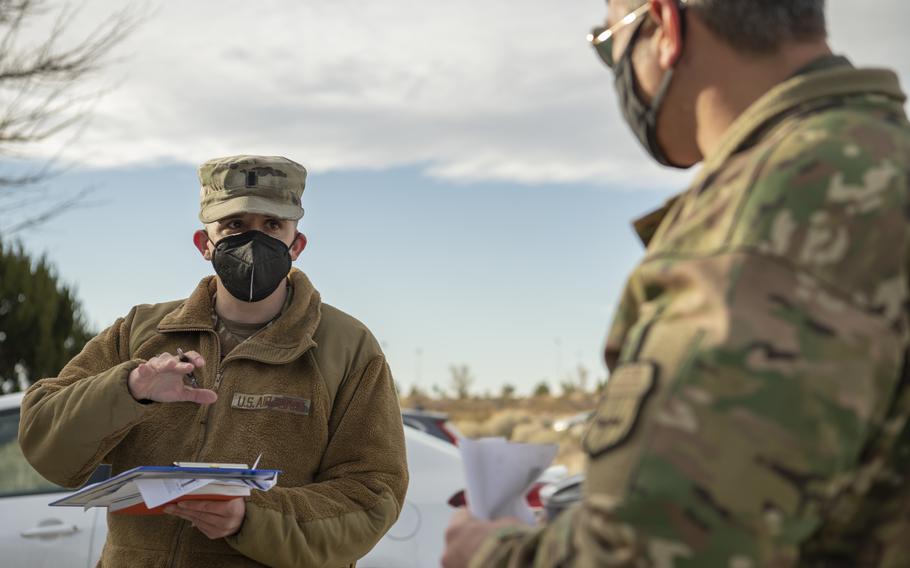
472,61,910,566
19,269,408,568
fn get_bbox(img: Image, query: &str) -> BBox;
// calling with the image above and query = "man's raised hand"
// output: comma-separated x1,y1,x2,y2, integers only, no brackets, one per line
127,351,217,404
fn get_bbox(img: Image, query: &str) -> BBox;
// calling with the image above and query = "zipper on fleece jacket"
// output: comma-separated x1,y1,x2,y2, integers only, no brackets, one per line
164,326,318,568
166,328,221,568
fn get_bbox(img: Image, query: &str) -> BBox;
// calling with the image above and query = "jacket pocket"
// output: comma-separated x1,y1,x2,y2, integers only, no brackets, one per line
583,361,658,459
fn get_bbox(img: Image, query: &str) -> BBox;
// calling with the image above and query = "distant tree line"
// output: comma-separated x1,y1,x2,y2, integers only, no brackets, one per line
402,363,605,402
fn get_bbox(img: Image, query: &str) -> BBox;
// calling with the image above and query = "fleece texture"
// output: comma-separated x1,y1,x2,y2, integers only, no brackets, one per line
18,269,408,568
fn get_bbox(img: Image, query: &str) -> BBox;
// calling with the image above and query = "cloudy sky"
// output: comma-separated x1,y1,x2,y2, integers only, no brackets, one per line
7,0,909,395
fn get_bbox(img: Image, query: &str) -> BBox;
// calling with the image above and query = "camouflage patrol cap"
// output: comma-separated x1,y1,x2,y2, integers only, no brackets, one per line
197,155,306,223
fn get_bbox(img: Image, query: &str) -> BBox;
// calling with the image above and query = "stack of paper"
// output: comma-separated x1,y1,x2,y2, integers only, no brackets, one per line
459,437,558,525
50,462,280,515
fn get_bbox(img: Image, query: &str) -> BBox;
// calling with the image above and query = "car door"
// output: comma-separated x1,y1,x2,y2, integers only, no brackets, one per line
0,406,103,568
359,427,465,568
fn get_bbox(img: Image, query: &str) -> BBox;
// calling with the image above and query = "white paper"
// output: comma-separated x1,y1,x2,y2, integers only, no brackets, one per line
84,480,143,511
173,462,248,469
135,477,216,509
459,437,558,525
239,474,278,491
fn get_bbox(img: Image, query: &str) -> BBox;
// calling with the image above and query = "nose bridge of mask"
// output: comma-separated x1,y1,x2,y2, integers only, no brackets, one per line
216,229,288,253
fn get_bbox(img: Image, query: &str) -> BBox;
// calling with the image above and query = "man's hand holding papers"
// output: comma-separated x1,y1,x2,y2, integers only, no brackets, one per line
165,495,246,539
459,437,558,524
50,460,279,540
442,438,558,568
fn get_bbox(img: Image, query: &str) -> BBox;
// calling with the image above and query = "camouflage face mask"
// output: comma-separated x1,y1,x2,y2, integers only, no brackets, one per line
612,7,689,169
211,230,292,303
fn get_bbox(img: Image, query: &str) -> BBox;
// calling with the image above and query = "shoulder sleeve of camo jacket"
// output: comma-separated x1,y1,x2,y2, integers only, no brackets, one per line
468,108,910,566
225,354,408,568
18,307,159,488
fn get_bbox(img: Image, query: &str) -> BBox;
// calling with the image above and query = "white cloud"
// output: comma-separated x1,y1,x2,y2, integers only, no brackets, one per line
15,0,910,188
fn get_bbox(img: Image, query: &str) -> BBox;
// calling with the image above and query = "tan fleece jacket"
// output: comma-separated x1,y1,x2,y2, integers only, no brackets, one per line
18,270,408,568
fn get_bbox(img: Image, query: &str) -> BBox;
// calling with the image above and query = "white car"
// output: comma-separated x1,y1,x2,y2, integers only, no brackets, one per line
0,392,464,568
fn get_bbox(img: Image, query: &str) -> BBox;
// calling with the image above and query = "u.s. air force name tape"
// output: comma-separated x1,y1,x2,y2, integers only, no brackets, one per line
231,393,311,416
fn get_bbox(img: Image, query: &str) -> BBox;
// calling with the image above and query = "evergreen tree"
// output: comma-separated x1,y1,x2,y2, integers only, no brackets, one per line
0,238,93,392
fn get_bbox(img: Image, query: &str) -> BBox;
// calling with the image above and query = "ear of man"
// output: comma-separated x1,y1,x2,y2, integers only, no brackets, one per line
289,232,307,261
648,0,686,70
192,229,213,260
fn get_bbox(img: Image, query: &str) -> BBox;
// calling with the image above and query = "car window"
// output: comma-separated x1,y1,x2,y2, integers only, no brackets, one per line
0,408,66,497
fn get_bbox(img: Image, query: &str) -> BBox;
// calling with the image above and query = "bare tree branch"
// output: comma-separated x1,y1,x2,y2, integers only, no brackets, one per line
0,0,140,232
4,185,96,234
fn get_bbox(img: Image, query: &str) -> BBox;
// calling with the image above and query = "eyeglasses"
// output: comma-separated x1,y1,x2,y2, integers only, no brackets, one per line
586,3,651,69
587,1,687,69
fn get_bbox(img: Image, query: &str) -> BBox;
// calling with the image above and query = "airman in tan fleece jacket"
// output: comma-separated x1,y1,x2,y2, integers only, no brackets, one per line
18,155,408,568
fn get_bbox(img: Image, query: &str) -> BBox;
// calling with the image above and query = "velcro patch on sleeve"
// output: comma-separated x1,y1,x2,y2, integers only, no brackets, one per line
231,393,311,416
583,361,657,458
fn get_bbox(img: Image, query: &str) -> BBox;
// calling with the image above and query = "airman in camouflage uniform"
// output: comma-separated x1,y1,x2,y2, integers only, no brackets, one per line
443,0,910,566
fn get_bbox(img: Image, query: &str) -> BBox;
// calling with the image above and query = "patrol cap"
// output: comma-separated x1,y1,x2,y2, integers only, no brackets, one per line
197,155,306,223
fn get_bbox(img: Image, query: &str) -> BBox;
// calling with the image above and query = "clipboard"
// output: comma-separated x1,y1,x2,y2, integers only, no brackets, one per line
50,463,281,515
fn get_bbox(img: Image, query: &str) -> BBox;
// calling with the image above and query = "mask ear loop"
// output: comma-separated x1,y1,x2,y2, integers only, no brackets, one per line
627,3,689,167
644,68,677,160
649,2,688,166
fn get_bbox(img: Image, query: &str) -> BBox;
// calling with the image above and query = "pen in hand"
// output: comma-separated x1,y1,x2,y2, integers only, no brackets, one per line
176,348,200,388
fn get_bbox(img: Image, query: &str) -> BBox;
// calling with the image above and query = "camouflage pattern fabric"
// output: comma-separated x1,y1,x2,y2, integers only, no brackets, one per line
197,155,307,223
469,63,910,567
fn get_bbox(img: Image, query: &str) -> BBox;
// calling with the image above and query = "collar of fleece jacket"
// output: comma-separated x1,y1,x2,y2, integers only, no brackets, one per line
156,269,322,364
